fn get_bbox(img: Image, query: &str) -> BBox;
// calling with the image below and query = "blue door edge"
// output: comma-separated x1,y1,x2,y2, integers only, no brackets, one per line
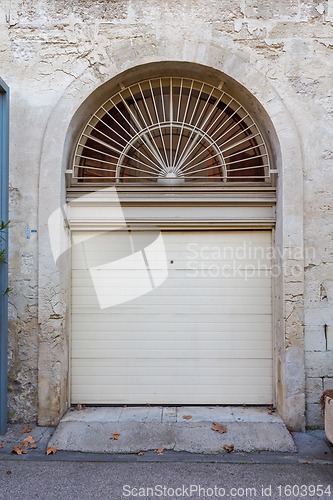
0,78,9,436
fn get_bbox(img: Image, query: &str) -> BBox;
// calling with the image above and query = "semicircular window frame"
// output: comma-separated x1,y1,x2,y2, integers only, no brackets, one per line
70,77,272,186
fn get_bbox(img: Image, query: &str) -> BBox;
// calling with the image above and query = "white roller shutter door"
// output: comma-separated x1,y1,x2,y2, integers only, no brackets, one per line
71,230,273,404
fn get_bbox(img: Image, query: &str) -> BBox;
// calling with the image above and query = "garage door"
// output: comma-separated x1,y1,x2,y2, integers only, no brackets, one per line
71,230,273,405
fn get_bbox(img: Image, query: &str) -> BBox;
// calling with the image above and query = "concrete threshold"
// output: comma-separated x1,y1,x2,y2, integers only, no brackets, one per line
48,406,297,454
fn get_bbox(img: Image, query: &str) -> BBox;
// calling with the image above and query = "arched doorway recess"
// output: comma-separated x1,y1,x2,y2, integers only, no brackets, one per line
37,56,304,431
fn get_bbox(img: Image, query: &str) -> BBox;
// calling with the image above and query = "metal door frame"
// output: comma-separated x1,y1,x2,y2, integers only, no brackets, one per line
0,78,9,435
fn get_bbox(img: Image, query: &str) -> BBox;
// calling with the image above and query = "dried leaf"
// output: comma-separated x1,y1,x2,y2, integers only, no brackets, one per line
21,449,28,454
145,403,152,407
6,471,11,475
319,389,333,414
29,444,38,449
157,446,164,455
305,461,310,464
243,404,246,407
138,452,144,456
110,432,120,441
224,444,234,453
122,405,127,408
0,443,6,448
12,446,26,455
23,435,35,445
77,403,85,411
46,447,57,455
21,424,35,434
15,444,24,449
22,442,29,448
211,423,227,434
182,415,192,420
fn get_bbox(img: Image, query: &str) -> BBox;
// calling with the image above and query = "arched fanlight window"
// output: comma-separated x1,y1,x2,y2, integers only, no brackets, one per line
71,78,271,185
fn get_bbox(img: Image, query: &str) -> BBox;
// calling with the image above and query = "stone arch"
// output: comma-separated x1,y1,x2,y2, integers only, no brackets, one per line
38,40,305,429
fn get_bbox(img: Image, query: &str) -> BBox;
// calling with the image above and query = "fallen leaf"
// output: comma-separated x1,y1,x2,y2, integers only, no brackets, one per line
305,461,310,464
29,444,38,449
211,423,227,434
21,424,35,434
46,447,57,455
122,405,127,408
110,432,120,441
224,444,234,453
23,435,35,445
15,444,24,449
22,442,29,448
138,452,144,456
0,443,6,448
6,471,11,475
77,403,85,411
145,403,152,407
156,446,165,455
12,446,27,455
243,404,246,407
182,415,192,420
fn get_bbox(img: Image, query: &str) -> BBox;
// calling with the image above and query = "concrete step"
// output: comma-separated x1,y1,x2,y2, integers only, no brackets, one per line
49,406,296,453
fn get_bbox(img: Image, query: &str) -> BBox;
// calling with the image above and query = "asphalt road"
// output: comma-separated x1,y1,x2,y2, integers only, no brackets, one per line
0,462,332,500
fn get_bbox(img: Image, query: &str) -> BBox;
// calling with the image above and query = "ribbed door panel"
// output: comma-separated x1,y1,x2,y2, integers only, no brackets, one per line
71,231,273,404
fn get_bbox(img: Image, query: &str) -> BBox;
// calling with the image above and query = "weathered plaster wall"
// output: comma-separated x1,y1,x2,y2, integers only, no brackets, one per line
0,0,332,427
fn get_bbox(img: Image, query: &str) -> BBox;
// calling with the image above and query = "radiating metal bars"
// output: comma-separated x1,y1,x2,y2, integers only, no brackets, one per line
72,78,270,184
